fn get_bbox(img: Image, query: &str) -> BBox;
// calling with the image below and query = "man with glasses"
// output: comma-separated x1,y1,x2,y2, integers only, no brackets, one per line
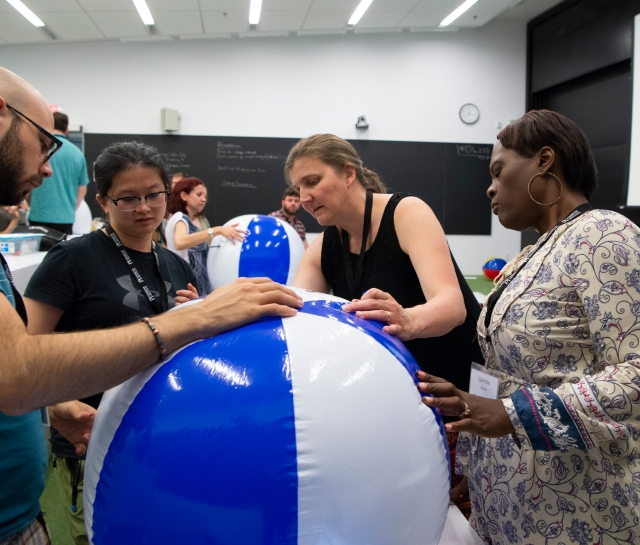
27,112,89,236
0,67,302,545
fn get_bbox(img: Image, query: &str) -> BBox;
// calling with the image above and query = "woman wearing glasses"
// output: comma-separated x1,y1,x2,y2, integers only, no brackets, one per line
166,178,245,295
22,141,197,545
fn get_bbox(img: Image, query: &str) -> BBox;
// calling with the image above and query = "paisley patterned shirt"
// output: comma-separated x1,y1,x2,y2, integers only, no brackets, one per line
457,210,640,545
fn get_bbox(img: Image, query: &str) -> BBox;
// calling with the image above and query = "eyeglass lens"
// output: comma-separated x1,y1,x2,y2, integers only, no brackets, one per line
117,192,168,210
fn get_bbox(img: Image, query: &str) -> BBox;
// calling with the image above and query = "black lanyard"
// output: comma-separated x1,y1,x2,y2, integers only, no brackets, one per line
105,225,169,315
341,190,373,301
484,202,592,328
0,252,27,324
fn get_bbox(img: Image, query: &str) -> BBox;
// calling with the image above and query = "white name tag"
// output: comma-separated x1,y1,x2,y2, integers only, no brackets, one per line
469,361,500,400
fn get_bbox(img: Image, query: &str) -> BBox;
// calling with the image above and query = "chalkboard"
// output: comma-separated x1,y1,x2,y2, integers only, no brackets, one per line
84,134,493,235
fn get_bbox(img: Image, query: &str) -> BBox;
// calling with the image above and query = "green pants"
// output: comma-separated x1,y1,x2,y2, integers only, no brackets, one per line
51,456,88,545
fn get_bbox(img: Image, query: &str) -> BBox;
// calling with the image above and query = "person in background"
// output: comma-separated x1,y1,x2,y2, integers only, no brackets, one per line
418,110,640,545
171,172,184,188
24,141,199,545
28,112,88,235
0,66,302,545
166,177,244,295
0,205,19,233
269,186,308,249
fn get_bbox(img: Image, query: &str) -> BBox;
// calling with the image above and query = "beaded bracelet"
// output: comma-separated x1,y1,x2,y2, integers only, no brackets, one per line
142,317,166,361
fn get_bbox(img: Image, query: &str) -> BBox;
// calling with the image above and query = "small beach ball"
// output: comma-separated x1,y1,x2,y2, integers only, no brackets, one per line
84,289,450,545
483,257,507,281
207,214,305,289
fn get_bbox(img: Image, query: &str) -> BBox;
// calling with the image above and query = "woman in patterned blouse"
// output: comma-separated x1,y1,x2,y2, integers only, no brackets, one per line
419,110,640,545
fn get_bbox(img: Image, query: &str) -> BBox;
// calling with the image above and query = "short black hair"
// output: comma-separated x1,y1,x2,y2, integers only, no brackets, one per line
93,141,170,196
282,187,299,199
497,109,598,200
53,112,68,132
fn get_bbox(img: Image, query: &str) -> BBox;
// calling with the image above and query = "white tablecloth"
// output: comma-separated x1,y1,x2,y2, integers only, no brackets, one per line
4,251,46,294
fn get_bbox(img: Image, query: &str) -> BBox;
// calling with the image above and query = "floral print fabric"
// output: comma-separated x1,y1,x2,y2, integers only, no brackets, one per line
457,210,640,545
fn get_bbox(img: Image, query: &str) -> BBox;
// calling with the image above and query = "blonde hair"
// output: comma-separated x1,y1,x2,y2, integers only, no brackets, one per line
284,134,387,194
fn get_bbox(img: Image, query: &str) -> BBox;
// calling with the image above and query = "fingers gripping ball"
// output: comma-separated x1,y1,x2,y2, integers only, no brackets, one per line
207,214,305,289
84,289,450,545
482,257,507,281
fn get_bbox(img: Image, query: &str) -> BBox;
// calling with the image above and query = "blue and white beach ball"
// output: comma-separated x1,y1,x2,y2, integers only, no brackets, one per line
207,214,305,289
84,289,450,545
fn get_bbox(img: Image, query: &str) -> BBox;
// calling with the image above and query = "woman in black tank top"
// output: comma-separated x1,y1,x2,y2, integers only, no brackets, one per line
285,134,481,393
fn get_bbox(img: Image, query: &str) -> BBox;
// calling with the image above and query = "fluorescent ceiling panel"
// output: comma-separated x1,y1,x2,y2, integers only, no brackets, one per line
6,0,45,26
348,0,374,25
439,0,478,27
249,0,262,24
132,0,155,24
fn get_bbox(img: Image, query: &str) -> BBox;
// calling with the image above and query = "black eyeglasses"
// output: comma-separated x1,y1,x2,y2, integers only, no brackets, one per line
7,104,63,164
105,191,170,211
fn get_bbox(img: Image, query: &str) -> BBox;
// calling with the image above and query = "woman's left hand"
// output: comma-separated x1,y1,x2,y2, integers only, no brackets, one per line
417,370,515,438
175,283,199,305
342,288,415,341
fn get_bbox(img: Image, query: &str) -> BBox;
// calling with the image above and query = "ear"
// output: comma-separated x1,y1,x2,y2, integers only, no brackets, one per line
96,194,109,215
344,164,356,188
537,146,556,174
180,191,188,202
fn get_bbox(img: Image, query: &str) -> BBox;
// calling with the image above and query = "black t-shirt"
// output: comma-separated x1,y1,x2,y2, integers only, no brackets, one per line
25,230,196,458
321,193,482,394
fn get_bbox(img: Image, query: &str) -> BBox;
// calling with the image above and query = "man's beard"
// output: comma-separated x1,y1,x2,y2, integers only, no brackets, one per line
283,205,298,216
0,117,29,206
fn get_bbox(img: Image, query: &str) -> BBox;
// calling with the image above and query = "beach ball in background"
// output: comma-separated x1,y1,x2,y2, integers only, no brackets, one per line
207,214,305,289
482,257,507,281
84,289,450,545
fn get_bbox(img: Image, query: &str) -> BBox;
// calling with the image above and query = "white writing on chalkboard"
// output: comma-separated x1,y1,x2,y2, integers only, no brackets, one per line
221,181,258,189
217,141,282,161
218,166,266,174
456,144,491,159
160,152,191,172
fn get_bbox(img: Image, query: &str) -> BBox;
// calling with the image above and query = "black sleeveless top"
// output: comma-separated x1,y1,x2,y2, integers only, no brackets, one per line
321,193,481,392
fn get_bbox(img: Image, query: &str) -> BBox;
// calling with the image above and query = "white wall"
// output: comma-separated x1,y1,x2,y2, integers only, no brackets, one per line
0,19,525,273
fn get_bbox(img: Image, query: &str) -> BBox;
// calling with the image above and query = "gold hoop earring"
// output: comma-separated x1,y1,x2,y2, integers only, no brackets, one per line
528,172,563,206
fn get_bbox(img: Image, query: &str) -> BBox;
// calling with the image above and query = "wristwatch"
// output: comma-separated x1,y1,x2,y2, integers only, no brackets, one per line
207,228,214,239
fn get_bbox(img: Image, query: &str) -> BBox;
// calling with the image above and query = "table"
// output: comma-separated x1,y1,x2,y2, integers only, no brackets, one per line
4,251,46,294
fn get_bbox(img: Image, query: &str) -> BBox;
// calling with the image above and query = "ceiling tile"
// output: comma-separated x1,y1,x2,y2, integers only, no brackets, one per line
302,10,350,29
41,12,104,39
411,0,464,12
368,0,421,10
146,0,200,10
77,0,136,11
497,0,564,21
199,0,250,10
0,13,49,43
398,10,447,27
20,0,83,12
309,0,360,12
356,11,406,28
258,10,306,31
263,0,313,10
89,11,148,37
201,10,249,33
153,11,203,35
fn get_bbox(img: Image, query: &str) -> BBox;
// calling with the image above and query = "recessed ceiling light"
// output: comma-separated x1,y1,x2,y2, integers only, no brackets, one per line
348,0,374,26
249,0,263,25
6,0,45,27
439,0,478,27
132,0,154,26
